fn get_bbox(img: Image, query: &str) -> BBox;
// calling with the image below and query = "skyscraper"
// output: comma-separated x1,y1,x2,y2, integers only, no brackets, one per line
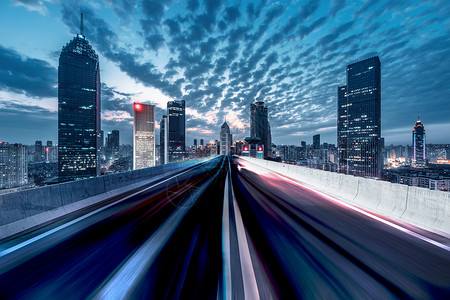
313,134,320,149
58,13,101,181
133,103,155,170
167,100,185,163
160,115,168,165
105,130,119,160
412,117,426,167
34,140,43,162
250,101,272,158
337,56,381,178
0,142,28,189
220,122,232,155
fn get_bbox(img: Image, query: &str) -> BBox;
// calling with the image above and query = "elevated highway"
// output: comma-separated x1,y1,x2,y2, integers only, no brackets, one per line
0,156,449,299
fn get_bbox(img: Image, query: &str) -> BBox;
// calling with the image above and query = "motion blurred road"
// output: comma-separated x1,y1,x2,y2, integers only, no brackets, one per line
0,156,449,299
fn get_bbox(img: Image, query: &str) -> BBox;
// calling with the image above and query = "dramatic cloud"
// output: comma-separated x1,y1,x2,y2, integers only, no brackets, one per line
0,45,56,98
1,0,450,146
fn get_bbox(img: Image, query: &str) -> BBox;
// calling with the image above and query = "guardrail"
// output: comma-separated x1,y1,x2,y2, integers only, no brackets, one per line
237,157,450,235
0,158,213,239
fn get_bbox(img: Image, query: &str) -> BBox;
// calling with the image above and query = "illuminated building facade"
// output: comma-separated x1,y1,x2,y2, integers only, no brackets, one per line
58,14,101,181
250,101,272,158
337,56,381,178
167,100,185,163
412,118,426,167
0,142,28,189
133,103,155,170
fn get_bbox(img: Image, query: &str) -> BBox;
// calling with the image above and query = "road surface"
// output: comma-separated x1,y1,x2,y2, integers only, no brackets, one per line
0,156,449,299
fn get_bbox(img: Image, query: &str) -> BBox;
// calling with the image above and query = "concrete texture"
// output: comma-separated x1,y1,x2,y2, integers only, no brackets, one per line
0,158,212,239
238,156,450,235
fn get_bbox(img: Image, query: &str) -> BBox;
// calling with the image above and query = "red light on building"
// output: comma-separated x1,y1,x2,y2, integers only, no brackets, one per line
243,147,249,151
257,147,263,151
134,103,142,111
45,147,50,152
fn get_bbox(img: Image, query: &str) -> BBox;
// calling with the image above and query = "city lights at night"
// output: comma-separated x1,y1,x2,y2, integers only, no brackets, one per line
0,0,449,298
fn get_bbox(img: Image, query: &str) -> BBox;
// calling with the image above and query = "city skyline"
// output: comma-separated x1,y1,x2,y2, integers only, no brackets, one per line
0,1,450,146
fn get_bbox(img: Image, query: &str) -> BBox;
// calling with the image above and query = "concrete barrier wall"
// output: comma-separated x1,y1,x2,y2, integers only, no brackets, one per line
238,157,450,235
0,158,212,228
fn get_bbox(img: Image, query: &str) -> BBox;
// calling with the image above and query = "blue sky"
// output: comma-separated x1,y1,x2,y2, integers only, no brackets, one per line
0,0,449,146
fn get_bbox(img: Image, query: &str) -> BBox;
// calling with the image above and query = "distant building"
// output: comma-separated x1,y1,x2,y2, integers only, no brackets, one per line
0,142,28,189
168,100,186,163
105,130,120,160
34,140,43,162
133,103,155,170
210,140,218,156
160,115,168,165
200,139,204,147
250,101,272,158
313,134,320,149
235,140,244,156
194,139,198,148
337,57,382,178
413,118,426,167
220,122,232,155
58,13,101,181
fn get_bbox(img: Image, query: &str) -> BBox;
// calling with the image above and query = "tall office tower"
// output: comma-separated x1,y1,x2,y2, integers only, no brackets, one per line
167,100,185,163
337,56,381,178
200,139,204,147
412,117,426,167
313,134,320,149
58,13,101,181
160,115,168,165
194,139,197,148
0,142,28,189
250,101,272,158
105,130,119,160
133,103,155,170
220,122,232,155
34,140,43,162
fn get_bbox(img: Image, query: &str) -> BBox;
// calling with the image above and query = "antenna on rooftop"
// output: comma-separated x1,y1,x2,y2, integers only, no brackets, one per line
80,12,84,36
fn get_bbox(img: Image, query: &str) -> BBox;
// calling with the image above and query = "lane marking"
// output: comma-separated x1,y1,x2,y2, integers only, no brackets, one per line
0,158,217,258
94,158,225,299
229,160,260,299
241,161,450,252
222,173,232,300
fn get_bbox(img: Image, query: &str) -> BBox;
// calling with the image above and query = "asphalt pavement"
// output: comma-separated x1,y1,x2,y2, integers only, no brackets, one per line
0,156,449,299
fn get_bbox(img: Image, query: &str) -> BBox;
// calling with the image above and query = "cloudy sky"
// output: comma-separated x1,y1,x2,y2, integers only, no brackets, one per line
0,0,449,146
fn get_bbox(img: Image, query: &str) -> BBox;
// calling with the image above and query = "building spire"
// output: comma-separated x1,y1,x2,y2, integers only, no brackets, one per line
80,12,84,36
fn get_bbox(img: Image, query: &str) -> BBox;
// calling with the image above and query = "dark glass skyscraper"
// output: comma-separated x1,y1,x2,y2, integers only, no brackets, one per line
167,100,185,163
337,57,381,178
58,14,101,181
313,134,320,149
250,101,272,158
412,118,426,167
